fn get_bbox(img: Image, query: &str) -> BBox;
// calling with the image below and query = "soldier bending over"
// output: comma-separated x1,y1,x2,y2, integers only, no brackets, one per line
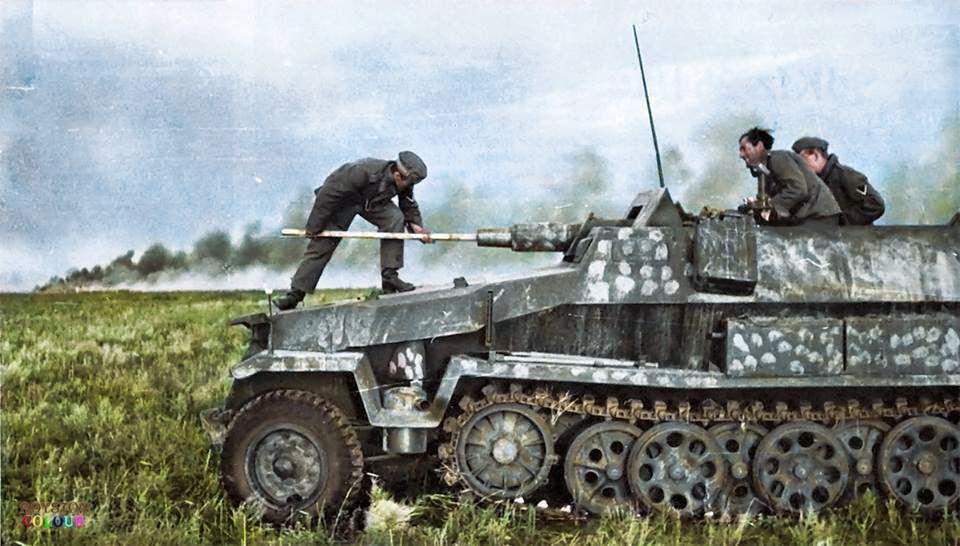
275,151,432,310
738,127,841,227
792,136,885,225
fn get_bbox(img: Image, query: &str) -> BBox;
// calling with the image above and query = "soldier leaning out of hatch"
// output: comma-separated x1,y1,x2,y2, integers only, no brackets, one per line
274,151,433,311
791,136,885,225
738,127,842,227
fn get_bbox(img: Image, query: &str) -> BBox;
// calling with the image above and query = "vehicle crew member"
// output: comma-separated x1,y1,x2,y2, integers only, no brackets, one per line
738,127,841,226
792,136,885,225
275,151,432,311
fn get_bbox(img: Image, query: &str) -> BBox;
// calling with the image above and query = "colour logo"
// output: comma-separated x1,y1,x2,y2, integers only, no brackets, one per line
22,513,87,529
19,502,90,530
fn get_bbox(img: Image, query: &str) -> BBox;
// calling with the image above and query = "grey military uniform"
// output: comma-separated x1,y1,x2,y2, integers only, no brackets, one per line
760,150,842,225
819,155,884,225
291,158,423,293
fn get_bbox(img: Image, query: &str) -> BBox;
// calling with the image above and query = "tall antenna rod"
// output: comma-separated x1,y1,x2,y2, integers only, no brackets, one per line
632,24,664,188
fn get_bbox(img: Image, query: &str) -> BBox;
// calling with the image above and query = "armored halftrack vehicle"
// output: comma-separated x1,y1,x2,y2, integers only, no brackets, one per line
203,189,960,522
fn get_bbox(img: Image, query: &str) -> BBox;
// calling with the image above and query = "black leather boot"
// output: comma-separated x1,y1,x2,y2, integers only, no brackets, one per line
381,268,415,294
274,289,305,311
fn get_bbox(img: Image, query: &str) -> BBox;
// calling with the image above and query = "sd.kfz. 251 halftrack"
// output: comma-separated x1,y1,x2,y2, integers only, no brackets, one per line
202,189,960,522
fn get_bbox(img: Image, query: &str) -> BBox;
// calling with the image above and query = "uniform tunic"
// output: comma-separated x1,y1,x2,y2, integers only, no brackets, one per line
818,154,885,225
761,150,842,225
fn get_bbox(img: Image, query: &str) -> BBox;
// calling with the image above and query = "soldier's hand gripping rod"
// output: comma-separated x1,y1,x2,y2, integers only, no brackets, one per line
281,229,477,242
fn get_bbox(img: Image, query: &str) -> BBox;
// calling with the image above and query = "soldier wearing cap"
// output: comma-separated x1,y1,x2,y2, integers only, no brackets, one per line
791,136,885,225
738,127,842,226
275,151,431,310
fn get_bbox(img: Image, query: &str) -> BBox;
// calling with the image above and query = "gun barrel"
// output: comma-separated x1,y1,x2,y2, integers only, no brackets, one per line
477,222,580,252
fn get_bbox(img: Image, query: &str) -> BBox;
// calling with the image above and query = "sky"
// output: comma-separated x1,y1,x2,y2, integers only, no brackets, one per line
1,0,958,291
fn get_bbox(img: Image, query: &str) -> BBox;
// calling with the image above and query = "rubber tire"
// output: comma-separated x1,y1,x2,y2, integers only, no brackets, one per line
220,389,363,524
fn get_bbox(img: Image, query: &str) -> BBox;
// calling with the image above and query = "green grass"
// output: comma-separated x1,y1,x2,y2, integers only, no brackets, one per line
1,291,957,545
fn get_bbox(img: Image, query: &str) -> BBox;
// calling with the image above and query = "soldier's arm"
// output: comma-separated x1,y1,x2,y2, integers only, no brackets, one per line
767,153,810,220
398,187,423,227
304,167,366,234
840,168,885,224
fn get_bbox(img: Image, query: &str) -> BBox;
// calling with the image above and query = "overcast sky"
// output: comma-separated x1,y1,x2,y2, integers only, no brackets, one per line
1,1,958,291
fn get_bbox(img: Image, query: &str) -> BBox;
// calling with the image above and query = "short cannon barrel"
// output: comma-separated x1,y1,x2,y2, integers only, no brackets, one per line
476,222,581,252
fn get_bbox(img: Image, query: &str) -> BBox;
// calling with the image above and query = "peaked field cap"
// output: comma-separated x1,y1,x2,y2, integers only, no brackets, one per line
397,151,427,182
792,136,829,154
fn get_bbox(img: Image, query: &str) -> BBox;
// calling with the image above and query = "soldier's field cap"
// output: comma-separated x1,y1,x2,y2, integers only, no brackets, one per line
396,151,427,183
791,136,829,154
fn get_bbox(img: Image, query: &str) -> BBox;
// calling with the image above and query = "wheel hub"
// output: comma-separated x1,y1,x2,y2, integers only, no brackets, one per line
669,464,687,481
915,453,936,475
250,429,325,505
856,458,873,476
606,465,622,480
732,462,749,480
792,460,809,479
273,457,295,479
492,437,519,464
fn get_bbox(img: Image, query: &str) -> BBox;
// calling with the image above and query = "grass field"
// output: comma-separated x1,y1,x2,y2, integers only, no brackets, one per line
1,291,958,545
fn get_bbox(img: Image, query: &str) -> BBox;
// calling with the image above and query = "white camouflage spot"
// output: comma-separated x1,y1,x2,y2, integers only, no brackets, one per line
744,355,758,370
912,346,930,359
924,355,939,368
902,333,914,346
789,361,805,374
664,280,680,295
514,364,530,378
614,275,636,297
619,261,632,275
596,240,612,257
640,265,654,279
943,359,958,372
894,354,911,366
588,260,605,280
768,330,784,342
729,359,744,372
618,228,634,240
733,333,750,353
750,333,764,347
648,230,664,242
761,352,776,364
778,340,793,353
622,241,635,255
890,334,900,349
660,266,673,281
926,327,942,343
655,244,668,261
945,329,960,353
587,281,610,303
640,280,657,296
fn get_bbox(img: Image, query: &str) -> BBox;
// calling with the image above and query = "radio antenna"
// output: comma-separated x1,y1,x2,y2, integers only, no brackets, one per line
632,24,665,188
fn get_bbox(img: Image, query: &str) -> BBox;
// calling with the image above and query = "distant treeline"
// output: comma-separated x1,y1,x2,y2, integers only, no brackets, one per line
37,223,307,292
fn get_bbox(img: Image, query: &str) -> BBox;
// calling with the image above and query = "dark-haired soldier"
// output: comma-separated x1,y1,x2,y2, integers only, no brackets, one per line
738,127,841,226
274,151,432,311
791,137,885,225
